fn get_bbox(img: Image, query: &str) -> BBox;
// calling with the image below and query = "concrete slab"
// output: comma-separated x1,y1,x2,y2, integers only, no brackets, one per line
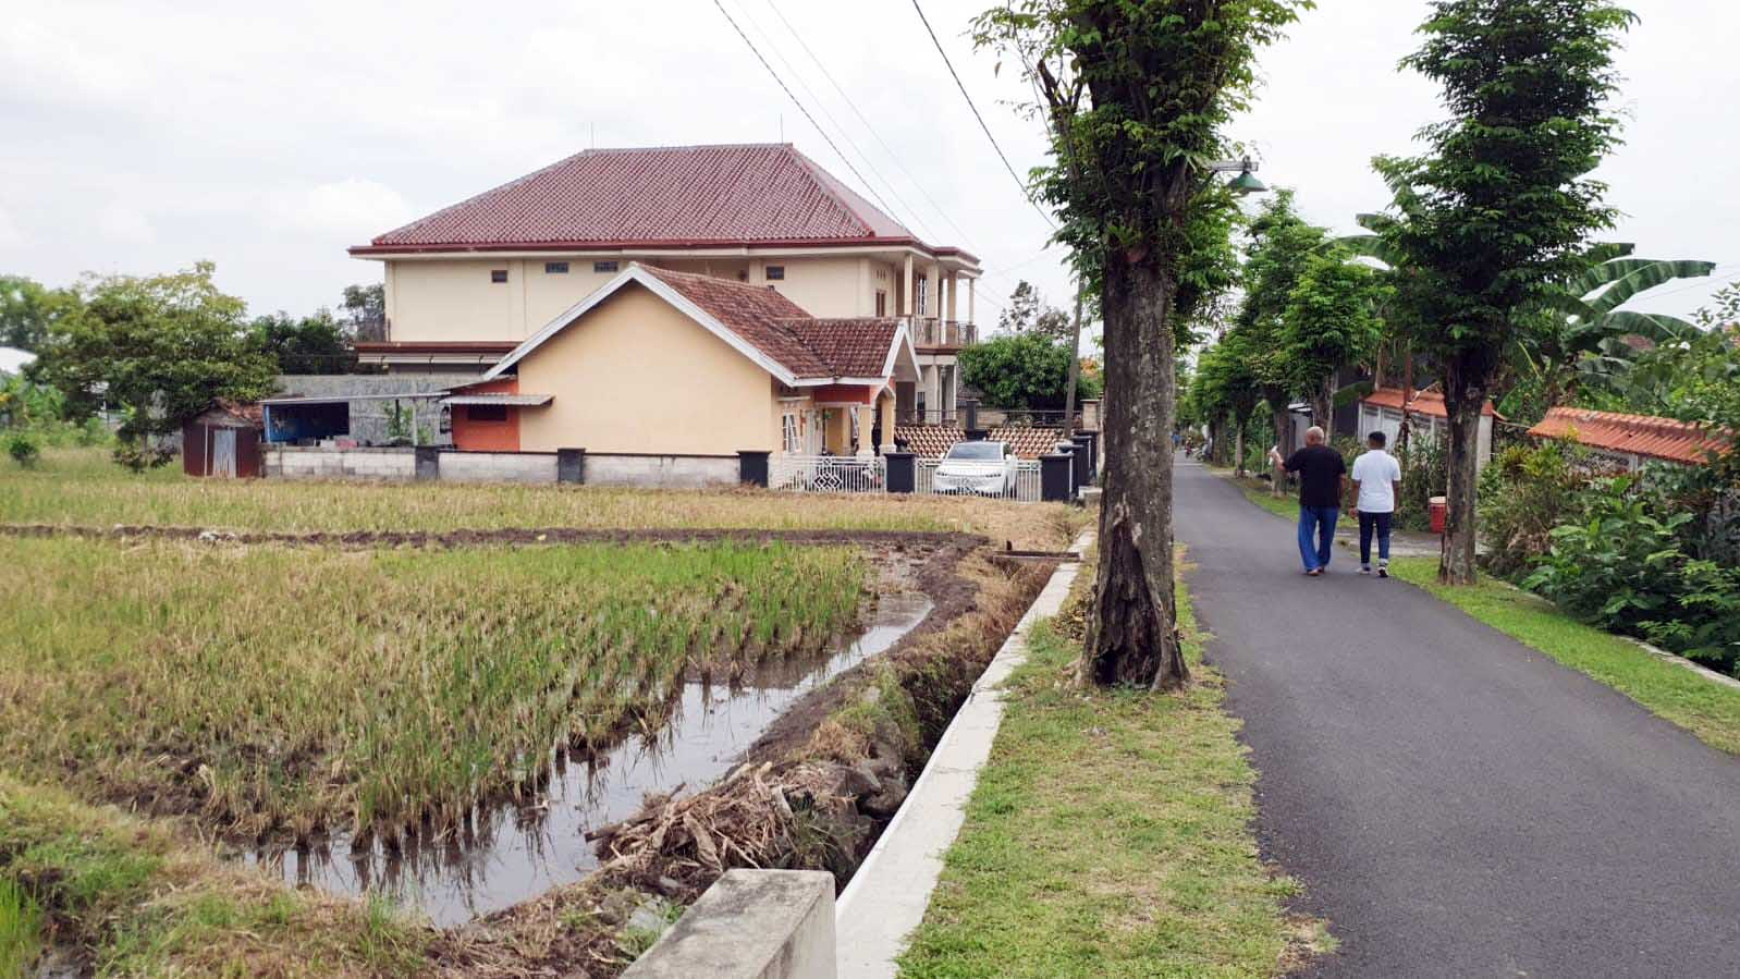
624,869,836,979
834,532,1093,979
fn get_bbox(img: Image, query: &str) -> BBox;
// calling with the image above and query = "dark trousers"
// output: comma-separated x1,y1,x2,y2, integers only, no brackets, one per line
1359,511,1394,567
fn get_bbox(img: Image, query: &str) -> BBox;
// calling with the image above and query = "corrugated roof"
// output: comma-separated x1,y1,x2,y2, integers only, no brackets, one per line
1528,407,1732,465
356,144,940,253
440,394,553,407
1363,386,1502,420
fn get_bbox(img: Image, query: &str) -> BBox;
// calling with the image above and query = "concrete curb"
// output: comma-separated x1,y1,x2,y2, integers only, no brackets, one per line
834,530,1095,979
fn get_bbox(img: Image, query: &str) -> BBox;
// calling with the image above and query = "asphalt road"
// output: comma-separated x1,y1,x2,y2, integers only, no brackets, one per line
1172,459,1740,978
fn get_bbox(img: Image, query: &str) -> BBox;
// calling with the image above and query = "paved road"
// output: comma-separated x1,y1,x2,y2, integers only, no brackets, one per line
1173,460,1740,978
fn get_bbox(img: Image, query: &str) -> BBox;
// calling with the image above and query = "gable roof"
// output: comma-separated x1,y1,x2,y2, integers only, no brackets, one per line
482,264,915,387
1528,407,1732,465
353,144,972,260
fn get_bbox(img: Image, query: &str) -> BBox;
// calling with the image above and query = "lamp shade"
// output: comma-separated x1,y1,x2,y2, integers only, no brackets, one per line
1228,170,1268,195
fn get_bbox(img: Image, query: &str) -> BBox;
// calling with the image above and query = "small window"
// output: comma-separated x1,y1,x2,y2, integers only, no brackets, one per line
766,265,786,281
782,413,801,454
467,404,508,423
545,261,569,274
490,269,508,283
593,260,619,274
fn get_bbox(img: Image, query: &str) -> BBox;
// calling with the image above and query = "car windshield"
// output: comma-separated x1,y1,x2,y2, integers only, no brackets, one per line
946,442,1005,461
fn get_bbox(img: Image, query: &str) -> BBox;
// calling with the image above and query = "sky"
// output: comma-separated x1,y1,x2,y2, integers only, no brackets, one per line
2,0,1735,327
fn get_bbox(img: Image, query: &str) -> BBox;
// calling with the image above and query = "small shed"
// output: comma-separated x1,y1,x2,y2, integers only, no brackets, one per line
1358,386,1502,470
183,401,264,478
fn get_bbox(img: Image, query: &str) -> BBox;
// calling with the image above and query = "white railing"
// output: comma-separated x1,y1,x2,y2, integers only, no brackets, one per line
915,459,1043,503
771,454,886,494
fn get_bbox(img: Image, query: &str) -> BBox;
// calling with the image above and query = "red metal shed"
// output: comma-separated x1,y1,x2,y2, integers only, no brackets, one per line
183,401,264,478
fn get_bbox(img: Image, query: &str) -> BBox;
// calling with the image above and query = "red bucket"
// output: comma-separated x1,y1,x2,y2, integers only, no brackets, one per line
1429,496,1448,535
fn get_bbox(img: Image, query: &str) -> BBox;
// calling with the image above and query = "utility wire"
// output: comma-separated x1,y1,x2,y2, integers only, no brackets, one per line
712,0,908,234
763,0,983,253
909,0,1056,230
727,0,941,245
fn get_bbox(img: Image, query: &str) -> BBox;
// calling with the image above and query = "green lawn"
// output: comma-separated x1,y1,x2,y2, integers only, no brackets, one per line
1207,466,1298,521
1390,558,1740,757
897,582,1325,978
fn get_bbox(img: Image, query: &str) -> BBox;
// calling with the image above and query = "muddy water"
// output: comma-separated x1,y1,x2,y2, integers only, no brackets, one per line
248,593,932,926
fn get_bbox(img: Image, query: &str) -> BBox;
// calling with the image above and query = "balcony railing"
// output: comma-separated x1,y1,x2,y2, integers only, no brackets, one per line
906,317,977,349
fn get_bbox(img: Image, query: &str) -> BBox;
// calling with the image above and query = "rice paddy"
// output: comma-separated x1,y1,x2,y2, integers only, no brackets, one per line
0,535,865,844
0,447,1084,549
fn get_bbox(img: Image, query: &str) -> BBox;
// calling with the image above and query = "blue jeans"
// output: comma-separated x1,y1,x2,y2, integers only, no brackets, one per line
1359,511,1393,567
1297,505,1339,572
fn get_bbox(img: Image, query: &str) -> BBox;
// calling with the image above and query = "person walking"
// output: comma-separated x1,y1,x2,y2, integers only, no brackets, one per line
1269,427,1348,576
1351,430,1404,577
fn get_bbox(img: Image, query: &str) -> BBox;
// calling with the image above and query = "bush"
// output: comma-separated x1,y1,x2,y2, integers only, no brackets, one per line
1478,442,1595,578
1525,476,1740,673
5,433,40,468
1395,435,1448,532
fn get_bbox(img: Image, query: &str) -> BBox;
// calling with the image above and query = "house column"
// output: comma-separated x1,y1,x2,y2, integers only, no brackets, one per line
922,365,941,422
857,402,876,458
947,271,959,322
945,364,958,422
902,254,914,317
878,389,897,453
967,277,975,325
931,262,944,318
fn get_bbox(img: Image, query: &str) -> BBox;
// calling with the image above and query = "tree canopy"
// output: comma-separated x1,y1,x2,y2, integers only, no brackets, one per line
998,280,1073,340
959,331,1100,409
29,262,278,469
0,276,81,353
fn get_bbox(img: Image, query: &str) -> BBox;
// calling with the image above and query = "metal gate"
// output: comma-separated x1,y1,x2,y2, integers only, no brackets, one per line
914,459,1043,502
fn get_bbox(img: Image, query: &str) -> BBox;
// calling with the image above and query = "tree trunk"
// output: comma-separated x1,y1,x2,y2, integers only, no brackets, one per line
1062,279,1085,438
1266,388,1290,498
1313,376,1333,435
1081,258,1187,692
1440,352,1487,585
1234,421,1246,478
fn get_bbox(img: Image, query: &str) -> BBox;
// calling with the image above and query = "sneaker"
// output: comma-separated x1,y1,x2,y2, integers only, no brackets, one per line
1378,565,1389,578
1307,568,1324,577
1360,566,1372,576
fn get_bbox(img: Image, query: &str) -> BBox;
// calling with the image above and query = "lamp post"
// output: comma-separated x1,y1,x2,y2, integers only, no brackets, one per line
1209,157,1268,195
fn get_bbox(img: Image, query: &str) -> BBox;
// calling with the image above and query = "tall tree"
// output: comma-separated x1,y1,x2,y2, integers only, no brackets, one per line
1280,245,1389,424
958,331,1100,409
341,283,387,342
30,263,278,470
1233,191,1327,495
253,310,354,375
0,275,80,353
1373,0,1633,584
977,0,1308,691
998,279,1074,340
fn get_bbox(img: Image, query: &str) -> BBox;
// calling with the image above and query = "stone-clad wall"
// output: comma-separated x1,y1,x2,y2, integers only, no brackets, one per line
264,446,737,489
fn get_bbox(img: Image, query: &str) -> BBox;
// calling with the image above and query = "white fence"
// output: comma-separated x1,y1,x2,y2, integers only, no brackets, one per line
771,454,886,494
915,458,1044,503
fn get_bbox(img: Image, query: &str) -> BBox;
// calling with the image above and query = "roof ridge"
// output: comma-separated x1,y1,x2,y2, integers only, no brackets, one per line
371,149,593,245
778,146,879,239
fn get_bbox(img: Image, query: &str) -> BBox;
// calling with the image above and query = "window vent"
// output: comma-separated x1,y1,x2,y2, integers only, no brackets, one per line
594,260,620,274
766,265,786,281
545,262,569,274
490,269,508,284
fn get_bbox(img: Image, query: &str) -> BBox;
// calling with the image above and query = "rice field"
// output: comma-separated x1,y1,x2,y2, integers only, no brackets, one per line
0,448,1084,549
0,535,864,844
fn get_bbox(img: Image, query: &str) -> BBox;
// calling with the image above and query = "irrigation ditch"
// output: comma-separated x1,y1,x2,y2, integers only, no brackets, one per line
3,521,1059,977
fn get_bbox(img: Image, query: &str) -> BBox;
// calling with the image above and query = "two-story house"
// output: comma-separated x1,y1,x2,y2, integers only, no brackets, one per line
349,143,980,424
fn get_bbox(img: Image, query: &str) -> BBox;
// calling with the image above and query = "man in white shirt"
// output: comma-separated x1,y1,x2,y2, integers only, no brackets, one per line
1350,430,1404,577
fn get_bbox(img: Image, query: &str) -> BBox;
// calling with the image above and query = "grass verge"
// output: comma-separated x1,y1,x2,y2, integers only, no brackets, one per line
896,573,1324,978
1,536,863,843
1390,558,1740,757
1208,466,1297,522
1,447,1086,549
0,775,430,977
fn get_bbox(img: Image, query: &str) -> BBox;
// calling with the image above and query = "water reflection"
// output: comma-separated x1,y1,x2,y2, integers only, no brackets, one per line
247,592,932,926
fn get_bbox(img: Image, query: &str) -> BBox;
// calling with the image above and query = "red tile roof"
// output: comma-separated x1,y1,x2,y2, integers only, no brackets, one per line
353,144,974,257
1528,407,1733,465
894,425,1068,460
1363,386,1502,420
639,267,900,381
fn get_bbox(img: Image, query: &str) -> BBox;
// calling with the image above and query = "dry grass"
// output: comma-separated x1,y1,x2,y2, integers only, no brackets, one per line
1,447,1085,550
0,535,863,843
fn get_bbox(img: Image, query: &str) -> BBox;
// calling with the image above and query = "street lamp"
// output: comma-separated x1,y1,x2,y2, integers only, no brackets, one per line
1209,157,1267,195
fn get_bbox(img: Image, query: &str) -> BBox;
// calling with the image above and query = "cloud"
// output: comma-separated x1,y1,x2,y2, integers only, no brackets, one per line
266,179,413,240
96,204,155,245
0,205,24,249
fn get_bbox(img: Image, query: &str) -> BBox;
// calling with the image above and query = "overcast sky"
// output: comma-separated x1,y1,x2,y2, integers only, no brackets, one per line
2,0,1734,327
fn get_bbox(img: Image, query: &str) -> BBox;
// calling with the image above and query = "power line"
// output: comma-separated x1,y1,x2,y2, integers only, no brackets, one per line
762,0,983,253
727,0,942,245
712,0,909,235
908,0,1057,230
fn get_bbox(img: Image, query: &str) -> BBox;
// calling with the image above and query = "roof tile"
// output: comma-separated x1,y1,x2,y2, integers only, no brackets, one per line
364,144,915,249
1528,407,1732,465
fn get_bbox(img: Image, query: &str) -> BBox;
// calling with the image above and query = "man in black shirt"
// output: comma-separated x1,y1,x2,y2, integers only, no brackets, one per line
1268,426,1348,576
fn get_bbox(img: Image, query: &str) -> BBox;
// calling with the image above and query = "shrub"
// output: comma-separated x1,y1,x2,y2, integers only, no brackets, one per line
1525,476,1740,673
1395,434,1448,532
5,433,39,468
1478,442,1594,578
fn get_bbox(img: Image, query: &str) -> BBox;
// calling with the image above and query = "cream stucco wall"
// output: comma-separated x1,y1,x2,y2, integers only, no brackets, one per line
514,283,778,455
383,254,926,344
